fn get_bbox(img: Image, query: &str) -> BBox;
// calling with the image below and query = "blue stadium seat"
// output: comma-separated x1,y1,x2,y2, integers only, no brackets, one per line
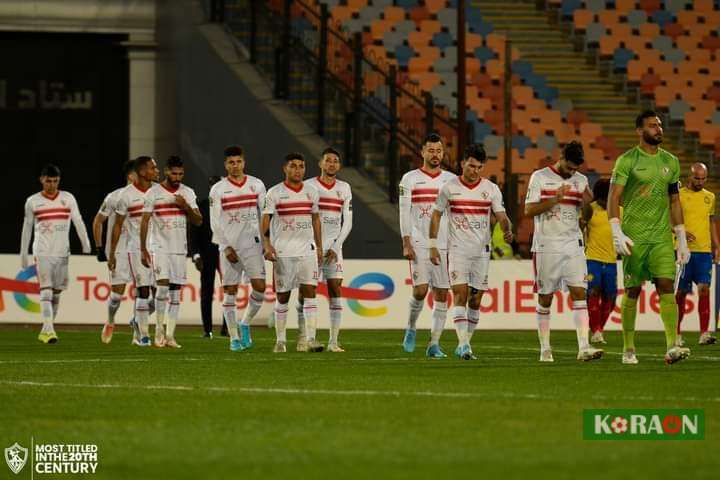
613,47,636,72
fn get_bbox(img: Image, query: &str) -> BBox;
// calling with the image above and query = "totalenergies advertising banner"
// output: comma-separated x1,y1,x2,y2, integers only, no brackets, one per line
0,255,713,331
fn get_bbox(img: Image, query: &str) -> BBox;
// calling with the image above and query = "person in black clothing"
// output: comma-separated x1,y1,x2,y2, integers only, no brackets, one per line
190,176,227,337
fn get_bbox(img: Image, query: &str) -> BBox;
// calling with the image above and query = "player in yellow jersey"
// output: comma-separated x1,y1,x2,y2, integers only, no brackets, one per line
581,179,620,345
676,163,718,346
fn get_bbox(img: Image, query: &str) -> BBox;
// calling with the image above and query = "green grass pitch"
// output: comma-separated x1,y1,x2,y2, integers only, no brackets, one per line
1,326,718,479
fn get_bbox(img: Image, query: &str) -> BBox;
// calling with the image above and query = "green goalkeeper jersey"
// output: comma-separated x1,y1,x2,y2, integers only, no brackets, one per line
610,146,680,245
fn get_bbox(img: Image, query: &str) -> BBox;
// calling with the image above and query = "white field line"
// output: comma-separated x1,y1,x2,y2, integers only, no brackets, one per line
0,379,718,404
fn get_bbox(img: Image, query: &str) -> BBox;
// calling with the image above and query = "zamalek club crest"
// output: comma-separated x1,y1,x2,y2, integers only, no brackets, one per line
5,442,28,474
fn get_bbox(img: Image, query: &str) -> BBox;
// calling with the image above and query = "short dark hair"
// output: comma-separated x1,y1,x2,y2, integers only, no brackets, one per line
322,147,341,159
463,143,486,163
40,164,61,177
134,155,153,174
284,152,305,163
122,159,135,179
563,141,584,165
166,155,184,169
636,110,659,128
224,145,244,158
592,178,611,202
423,132,442,145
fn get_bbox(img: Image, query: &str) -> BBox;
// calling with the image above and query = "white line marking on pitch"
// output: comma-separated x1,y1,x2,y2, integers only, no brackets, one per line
0,380,717,404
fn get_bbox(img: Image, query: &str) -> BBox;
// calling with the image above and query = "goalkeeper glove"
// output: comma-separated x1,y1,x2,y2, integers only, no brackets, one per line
95,246,107,262
674,224,690,265
610,218,634,256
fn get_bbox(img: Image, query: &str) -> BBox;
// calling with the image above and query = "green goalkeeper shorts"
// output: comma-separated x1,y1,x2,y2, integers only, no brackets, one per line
622,241,677,288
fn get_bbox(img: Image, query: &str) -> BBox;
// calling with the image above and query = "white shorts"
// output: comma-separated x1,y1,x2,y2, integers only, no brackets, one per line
109,251,132,286
409,247,450,289
152,253,188,285
219,244,266,286
533,250,587,295
320,250,344,281
449,251,491,291
127,251,154,288
274,255,318,293
36,256,68,290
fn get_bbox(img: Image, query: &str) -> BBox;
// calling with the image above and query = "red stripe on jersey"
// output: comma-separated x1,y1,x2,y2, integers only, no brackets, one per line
127,204,144,212
154,203,182,210
277,210,312,216
222,201,257,210
319,205,342,212
129,212,143,218
541,189,582,198
450,208,489,215
154,211,186,217
36,214,70,221
411,188,438,194
33,207,71,215
221,194,258,204
448,200,492,207
319,197,343,205
276,202,314,209
411,198,436,204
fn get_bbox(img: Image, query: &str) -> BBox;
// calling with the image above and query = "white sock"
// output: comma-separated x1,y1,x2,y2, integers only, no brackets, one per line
223,293,239,341
467,307,479,343
242,289,264,326
155,285,169,337
136,297,150,338
407,297,423,329
451,305,468,346
40,289,54,333
275,301,289,342
52,293,60,320
167,289,180,339
573,300,590,350
296,302,306,339
536,305,551,351
303,297,318,342
329,297,342,345
430,300,447,344
107,292,122,324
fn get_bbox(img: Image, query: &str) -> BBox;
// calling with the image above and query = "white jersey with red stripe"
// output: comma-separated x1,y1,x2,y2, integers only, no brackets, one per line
21,190,90,257
143,182,198,255
525,166,588,254
434,176,505,255
209,175,266,251
98,187,129,257
115,183,153,253
262,181,319,257
305,176,352,254
398,167,456,249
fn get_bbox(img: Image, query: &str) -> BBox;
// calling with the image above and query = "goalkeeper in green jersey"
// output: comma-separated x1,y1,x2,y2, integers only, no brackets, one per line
608,111,692,365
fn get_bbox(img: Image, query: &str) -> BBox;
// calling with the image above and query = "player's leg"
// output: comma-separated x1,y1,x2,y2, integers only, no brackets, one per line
298,254,322,352
239,246,267,349
153,253,171,347
102,284,125,344
466,254,490,352
326,278,344,352
674,252,695,345
534,252,560,361
295,291,307,351
272,257,297,352
427,250,450,355
467,289,482,344
36,257,59,343
693,253,715,344
449,283,469,359
163,255,187,348
586,260,603,342
564,253,602,361
403,249,430,352
619,243,652,364
598,262,618,342
219,252,243,351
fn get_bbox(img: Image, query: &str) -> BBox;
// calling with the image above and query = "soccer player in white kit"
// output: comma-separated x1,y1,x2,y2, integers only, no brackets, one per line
261,152,324,353
20,164,92,343
398,133,456,358
429,144,513,359
140,156,202,348
93,160,137,344
109,156,160,347
209,145,268,352
524,141,603,362
296,147,353,352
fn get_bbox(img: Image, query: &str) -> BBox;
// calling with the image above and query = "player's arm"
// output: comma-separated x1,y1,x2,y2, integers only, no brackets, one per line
20,198,34,268
69,196,92,254
327,191,353,259
670,184,690,264
580,203,593,232
491,185,513,243
260,213,275,261
176,192,202,226
108,213,125,271
312,212,323,264
92,212,108,258
140,212,152,267
495,211,514,243
398,175,415,260
428,184,448,265
523,173,568,217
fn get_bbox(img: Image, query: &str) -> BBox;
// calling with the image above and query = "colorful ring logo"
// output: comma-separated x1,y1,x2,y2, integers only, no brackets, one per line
13,266,40,313
345,272,394,317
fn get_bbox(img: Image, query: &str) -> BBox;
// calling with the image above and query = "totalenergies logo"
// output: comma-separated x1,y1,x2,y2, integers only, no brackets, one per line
318,272,394,317
0,266,40,313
